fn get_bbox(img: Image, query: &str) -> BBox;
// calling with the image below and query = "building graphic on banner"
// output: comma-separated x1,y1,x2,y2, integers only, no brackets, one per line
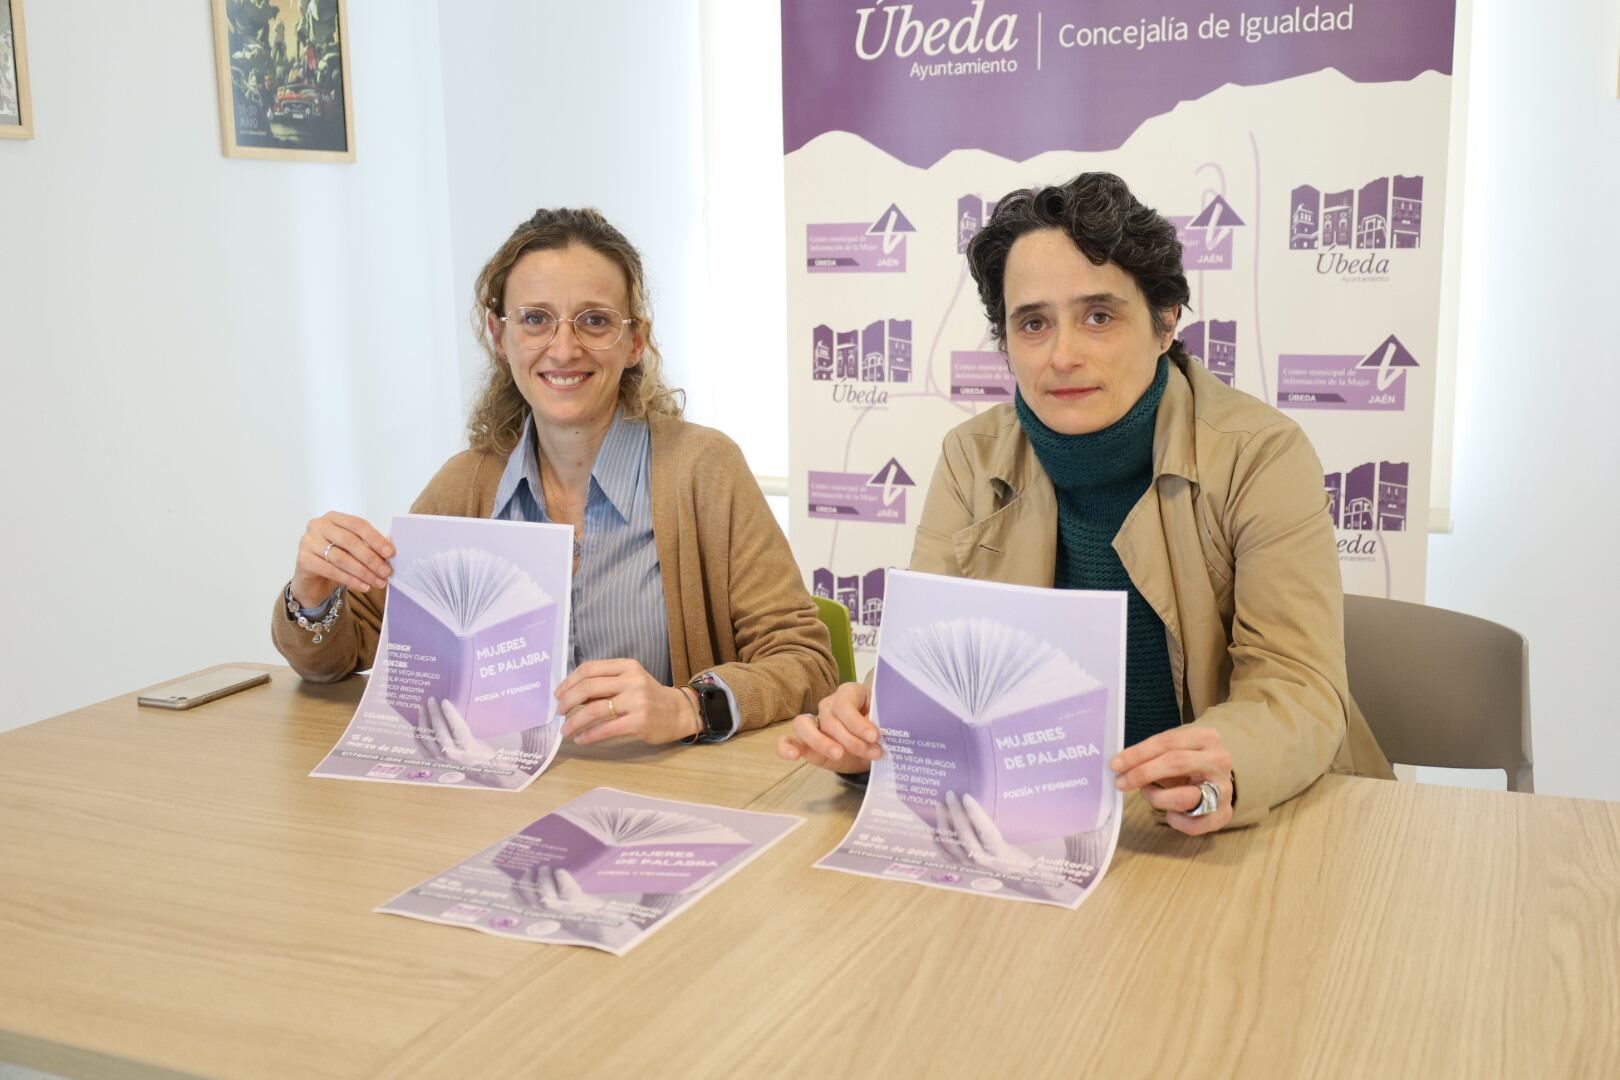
1356,177,1388,248
812,325,834,380
1290,187,1319,249
1179,319,1237,385
956,194,999,253
812,567,887,629
812,320,912,385
1290,176,1423,250
1390,176,1423,248
1324,461,1409,532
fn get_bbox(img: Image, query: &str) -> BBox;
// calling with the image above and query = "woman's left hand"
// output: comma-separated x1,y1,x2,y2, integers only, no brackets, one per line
1110,726,1235,836
555,658,700,746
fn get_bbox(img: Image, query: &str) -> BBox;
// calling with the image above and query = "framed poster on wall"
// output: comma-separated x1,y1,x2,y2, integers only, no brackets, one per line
212,0,354,162
0,0,32,139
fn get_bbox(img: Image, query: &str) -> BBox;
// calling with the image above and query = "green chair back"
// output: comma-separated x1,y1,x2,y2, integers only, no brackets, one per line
812,596,859,684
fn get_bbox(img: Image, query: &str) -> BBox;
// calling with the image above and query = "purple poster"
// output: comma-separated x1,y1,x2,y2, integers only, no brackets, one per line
377,788,803,956
817,571,1127,908
309,514,573,792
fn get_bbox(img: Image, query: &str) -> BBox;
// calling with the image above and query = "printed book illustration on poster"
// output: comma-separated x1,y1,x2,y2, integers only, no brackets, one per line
377,787,803,956
818,571,1126,909
512,806,754,894
387,547,557,741
882,618,1112,844
309,514,573,791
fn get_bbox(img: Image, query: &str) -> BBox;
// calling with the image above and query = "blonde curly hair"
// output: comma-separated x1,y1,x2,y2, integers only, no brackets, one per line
467,208,683,455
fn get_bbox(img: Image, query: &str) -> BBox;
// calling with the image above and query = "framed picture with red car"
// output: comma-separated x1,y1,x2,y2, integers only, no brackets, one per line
211,0,354,162
0,0,33,140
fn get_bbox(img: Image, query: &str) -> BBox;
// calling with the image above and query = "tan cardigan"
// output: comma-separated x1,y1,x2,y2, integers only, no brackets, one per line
911,356,1394,828
272,415,838,731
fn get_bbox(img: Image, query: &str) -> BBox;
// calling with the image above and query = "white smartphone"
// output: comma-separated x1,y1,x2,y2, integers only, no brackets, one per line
137,667,270,710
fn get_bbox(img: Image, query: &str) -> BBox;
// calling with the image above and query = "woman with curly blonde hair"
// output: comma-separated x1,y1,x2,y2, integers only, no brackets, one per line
274,208,835,748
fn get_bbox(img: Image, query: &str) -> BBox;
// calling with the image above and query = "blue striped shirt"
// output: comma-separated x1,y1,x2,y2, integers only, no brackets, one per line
491,411,740,739
492,409,672,684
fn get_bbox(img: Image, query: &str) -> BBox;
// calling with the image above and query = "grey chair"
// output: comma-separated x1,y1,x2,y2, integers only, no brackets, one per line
1342,594,1533,792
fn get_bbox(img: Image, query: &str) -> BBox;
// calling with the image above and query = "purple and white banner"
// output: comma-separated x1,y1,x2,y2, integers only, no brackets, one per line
818,571,1126,908
310,514,574,792
378,788,803,956
785,1,1455,664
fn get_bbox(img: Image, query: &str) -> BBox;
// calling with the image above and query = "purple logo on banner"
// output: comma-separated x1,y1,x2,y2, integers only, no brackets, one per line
1279,334,1417,410
1171,195,1244,271
811,319,912,385
812,566,888,631
808,458,915,524
1179,320,1237,385
1325,460,1409,533
1291,176,1422,278
950,350,1015,400
807,204,915,272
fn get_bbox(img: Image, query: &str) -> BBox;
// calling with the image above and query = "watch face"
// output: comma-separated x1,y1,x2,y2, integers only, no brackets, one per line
696,685,731,737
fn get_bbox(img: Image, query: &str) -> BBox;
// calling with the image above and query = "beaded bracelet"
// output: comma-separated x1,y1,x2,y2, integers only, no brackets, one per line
283,583,345,644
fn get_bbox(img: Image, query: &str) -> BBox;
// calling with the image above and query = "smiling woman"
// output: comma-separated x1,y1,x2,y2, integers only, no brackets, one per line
271,208,836,749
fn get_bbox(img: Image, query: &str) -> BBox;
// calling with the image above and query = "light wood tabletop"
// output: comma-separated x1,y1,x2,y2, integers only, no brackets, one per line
2,664,1618,1078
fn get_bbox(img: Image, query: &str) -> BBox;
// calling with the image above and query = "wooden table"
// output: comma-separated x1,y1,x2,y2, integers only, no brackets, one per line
2,665,1617,1078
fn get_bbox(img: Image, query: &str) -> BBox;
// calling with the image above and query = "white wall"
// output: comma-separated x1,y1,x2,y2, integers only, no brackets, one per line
1425,0,1620,800
699,0,789,479
0,1,461,732
432,1,789,479
433,1,713,440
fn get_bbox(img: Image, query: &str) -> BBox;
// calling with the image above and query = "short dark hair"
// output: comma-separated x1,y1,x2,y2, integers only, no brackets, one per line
965,172,1191,360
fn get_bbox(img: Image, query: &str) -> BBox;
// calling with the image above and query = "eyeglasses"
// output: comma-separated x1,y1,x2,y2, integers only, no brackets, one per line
499,306,634,351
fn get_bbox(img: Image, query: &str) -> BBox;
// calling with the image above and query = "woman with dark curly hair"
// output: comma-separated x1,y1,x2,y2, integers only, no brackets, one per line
782,172,1392,835
274,208,837,749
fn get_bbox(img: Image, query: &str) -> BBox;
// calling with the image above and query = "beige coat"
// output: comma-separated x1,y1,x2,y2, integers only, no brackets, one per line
272,415,838,731
910,356,1393,827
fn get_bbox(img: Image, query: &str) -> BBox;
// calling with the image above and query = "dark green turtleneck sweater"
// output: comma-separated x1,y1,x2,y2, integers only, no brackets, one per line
1015,356,1180,748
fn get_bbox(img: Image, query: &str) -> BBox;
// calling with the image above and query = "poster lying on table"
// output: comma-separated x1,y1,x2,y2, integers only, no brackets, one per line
817,571,1126,908
377,788,803,956
309,514,573,791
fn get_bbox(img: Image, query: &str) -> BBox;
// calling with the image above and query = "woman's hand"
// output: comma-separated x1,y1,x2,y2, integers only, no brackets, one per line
292,511,394,608
776,681,883,774
1110,726,1235,836
555,659,700,746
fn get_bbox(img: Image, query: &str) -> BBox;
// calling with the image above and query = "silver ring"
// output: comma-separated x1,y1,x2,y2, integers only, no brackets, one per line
321,542,335,562
1187,779,1221,817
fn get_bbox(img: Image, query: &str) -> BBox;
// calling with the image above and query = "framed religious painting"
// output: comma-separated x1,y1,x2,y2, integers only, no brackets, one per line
0,0,33,139
211,0,355,161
